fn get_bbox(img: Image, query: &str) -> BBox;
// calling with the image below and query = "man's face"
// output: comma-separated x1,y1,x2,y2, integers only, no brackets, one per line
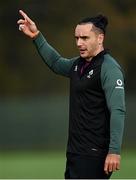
75,23,103,60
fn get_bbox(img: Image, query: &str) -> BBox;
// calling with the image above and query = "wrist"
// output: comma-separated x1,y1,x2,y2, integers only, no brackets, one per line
30,30,40,39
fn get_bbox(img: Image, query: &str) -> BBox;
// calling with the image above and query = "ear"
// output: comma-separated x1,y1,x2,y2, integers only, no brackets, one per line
98,34,104,44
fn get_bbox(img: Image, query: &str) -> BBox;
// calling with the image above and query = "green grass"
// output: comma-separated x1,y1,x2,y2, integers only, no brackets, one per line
111,150,136,179
0,150,136,179
0,150,65,179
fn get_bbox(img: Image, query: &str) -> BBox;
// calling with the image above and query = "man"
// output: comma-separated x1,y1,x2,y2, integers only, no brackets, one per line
17,10,125,179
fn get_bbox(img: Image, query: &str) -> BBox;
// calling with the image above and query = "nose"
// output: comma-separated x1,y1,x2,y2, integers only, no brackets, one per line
76,38,83,47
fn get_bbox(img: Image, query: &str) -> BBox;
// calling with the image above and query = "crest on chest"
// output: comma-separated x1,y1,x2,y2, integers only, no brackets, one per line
87,69,94,78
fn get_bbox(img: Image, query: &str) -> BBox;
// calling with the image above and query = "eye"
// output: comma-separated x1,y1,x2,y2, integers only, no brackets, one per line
82,37,87,40
82,36,89,40
75,36,79,41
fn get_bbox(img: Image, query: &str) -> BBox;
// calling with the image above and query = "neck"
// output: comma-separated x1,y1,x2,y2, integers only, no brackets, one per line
85,46,104,62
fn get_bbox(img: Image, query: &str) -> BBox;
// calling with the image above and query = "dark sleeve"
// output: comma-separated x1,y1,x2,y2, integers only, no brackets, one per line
33,32,77,77
101,56,126,154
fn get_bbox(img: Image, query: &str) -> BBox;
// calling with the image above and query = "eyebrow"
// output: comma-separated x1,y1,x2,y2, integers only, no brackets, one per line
75,35,89,38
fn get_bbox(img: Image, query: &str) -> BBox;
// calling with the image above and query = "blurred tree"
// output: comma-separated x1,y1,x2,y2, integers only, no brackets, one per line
0,0,135,96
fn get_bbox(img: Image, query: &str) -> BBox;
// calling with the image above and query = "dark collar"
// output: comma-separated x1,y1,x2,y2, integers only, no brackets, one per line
77,49,109,76
80,49,109,64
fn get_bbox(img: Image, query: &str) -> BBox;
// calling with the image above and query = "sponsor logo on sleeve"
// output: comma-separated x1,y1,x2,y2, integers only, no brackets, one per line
115,79,124,89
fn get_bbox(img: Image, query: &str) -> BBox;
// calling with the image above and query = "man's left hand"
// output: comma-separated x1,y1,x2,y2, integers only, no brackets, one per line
104,154,121,174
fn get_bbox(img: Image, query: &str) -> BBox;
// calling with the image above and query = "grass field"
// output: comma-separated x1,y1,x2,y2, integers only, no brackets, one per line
0,149,136,179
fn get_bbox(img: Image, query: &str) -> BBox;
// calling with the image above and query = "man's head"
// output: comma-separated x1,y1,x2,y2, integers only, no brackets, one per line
75,15,108,61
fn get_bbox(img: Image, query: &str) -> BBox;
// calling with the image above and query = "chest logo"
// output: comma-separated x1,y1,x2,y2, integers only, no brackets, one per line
87,69,94,78
74,65,78,72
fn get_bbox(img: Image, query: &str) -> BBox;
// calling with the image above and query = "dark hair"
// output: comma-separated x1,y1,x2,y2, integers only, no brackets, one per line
78,14,108,34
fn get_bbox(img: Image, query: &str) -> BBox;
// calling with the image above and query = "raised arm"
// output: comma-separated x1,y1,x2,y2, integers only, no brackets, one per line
17,10,77,77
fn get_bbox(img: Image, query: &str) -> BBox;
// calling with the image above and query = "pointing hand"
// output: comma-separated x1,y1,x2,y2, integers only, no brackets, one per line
17,10,39,38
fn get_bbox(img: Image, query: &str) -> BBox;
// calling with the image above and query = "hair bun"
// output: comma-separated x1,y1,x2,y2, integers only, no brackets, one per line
96,14,108,29
78,14,108,34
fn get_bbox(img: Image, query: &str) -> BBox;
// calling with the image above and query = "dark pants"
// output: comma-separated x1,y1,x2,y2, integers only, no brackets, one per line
65,153,112,179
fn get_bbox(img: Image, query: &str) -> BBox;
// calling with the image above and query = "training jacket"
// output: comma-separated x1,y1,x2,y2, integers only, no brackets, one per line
33,32,125,156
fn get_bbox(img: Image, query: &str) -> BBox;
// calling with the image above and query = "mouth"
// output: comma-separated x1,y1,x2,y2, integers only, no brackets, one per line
79,49,86,54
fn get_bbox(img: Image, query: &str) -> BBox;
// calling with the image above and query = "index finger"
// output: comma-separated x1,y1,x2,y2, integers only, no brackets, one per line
116,162,120,170
104,161,108,174
19,10,32,23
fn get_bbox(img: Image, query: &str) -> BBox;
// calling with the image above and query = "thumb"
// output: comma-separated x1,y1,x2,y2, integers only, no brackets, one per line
19,24,25,31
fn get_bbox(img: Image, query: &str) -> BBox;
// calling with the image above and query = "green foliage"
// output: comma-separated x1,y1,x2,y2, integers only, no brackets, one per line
0,0,136,96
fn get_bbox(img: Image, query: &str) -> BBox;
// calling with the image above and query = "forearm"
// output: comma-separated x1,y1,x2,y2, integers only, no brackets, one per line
108,109,125,154
33,32,76,77
108,87,125,154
